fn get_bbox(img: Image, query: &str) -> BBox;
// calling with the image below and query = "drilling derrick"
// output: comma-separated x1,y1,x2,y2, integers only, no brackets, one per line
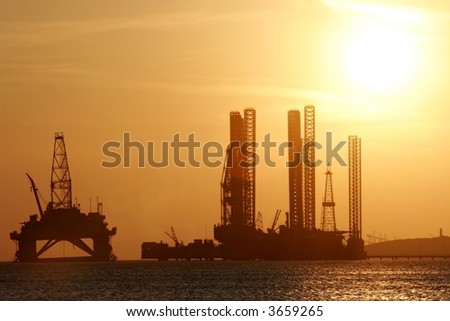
320,166,337,231
51,133,72,209
288,110,303,229
10,133,117,262
347,135,365,258
303,106,316,231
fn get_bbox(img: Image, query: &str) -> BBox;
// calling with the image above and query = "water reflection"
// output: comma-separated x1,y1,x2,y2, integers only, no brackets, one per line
0,260,449,300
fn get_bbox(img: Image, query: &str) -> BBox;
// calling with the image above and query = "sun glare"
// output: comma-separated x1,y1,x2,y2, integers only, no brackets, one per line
344,24,417,92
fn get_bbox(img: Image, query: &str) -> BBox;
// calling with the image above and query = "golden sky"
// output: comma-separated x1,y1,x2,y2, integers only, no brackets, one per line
1,0,450,260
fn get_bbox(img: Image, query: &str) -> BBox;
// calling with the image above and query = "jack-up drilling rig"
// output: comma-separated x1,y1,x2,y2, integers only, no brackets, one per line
10,133,117,262
212,106,365,260
142,107,366,260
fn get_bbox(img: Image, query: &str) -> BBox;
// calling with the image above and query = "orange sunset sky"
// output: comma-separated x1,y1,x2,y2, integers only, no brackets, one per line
1,0,449,260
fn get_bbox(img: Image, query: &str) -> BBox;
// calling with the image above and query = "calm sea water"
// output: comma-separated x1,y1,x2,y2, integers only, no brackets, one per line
0,260,449,301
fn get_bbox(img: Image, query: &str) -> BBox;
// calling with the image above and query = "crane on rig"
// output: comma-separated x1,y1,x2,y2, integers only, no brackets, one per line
25,173,45,218
165,227,183,247
268,209,282,233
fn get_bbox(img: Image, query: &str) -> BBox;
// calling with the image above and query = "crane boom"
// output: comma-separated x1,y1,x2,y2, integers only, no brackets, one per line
165,226,181,247
271,209,282,231
26,173,44,218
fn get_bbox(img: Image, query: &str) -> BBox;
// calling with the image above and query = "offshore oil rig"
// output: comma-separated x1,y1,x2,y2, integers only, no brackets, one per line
10,133,117,262
142,106,366,260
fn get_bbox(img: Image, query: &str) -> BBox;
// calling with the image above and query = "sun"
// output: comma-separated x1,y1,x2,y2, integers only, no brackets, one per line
344,24,417,92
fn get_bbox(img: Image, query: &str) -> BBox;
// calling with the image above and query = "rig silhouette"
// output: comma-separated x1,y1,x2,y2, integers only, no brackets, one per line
142,107,366,260
10,133,117,262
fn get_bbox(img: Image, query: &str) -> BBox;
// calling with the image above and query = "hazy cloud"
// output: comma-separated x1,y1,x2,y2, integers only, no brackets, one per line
0,10,268,49
321,0,450,23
